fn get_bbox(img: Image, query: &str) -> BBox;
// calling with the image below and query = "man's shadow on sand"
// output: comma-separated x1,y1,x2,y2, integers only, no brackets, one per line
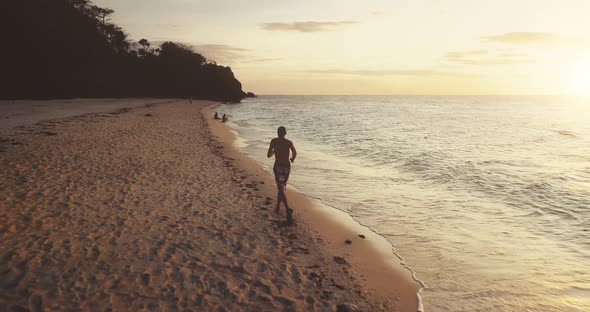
273,219,295,227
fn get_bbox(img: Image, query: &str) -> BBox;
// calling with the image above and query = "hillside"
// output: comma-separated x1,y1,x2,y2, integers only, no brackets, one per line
0,0,246,102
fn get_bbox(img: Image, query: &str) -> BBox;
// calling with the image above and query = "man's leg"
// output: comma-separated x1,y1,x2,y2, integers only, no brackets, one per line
279,187,289,210
280,187,293,224
274,165,281,213
276,186,288,210
275,188,282,213
274,165,293,223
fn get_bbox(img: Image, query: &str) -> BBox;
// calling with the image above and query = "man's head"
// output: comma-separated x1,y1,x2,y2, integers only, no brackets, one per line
277,126,287,138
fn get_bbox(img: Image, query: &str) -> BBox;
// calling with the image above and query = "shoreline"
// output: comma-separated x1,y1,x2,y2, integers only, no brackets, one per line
203,104,421,311
1,98,416,311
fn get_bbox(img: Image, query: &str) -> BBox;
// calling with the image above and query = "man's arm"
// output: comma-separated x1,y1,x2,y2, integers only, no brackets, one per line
289,141,297,163
267,139,275,158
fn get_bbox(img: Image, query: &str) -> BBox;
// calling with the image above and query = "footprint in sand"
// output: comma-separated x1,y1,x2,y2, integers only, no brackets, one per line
28,295,43,312
115,217,125,227
141,273,150,286
256,262,268,273
90,245,100,260
274,295,296,308
252,280,272,294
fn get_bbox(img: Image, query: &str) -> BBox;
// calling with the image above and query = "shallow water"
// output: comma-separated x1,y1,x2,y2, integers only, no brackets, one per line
218,95,590,311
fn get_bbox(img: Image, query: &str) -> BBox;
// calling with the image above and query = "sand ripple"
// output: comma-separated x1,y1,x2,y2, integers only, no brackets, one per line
0,100,397,311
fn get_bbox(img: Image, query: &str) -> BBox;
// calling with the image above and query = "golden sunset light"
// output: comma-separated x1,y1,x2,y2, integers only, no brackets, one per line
93,0,590,95
3,1,590,312
557,59,590,96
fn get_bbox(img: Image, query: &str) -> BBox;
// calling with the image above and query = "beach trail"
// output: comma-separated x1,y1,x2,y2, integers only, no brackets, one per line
0,99,415,311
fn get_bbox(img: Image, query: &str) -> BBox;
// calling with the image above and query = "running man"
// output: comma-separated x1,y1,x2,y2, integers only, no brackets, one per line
267,126,297,224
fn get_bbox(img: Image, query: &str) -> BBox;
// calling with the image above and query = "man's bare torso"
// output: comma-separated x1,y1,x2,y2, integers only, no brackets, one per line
270,138,293,165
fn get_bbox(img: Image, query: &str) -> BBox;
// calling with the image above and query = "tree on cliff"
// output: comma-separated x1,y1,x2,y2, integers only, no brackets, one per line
0,0,246,102
92,6,114,24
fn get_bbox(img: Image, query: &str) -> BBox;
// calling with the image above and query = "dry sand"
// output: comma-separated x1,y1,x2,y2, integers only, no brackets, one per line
0,99,418,311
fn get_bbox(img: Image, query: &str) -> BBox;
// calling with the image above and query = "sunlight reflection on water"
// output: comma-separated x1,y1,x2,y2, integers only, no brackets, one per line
220,95,590,311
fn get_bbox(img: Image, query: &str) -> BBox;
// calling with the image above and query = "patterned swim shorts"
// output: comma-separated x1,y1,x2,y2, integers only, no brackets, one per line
273,163,291,188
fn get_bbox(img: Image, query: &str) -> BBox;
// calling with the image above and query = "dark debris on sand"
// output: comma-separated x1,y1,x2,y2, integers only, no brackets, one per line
333,256,348,265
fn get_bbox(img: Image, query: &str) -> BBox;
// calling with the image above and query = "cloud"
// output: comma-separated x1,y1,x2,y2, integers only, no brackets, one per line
483,32,590,49
191,44,249,64
239,58,282,64
261,21,358,33
151,41,254,64
305,69,474,77
192,45,283,65
446,50,488,58
449,58,533,65
158,23,186,31
445,49,533,65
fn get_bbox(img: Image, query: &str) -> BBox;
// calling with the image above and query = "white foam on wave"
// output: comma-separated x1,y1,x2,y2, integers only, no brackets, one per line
219,95,590,311
223,110,427,311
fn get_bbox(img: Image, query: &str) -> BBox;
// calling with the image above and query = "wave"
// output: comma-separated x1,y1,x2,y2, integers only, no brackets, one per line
219,95,590,312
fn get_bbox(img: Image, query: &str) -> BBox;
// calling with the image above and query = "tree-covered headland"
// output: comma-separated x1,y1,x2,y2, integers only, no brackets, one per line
1,0,247,102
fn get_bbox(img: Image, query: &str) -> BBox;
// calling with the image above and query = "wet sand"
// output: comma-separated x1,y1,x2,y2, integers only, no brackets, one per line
0,99,418,311
205,105,422,311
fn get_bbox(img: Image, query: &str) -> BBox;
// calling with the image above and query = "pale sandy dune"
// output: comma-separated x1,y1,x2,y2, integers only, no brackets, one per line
0,99,416,311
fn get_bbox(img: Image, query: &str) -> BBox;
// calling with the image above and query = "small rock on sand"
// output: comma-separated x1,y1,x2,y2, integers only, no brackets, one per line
358,234,366,239
333,256,347,265
344,240,352,245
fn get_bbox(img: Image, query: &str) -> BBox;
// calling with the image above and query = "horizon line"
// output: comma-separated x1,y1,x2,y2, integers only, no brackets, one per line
250,93,590,97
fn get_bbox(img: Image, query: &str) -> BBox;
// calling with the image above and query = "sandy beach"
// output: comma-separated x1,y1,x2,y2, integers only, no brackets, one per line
0,99,418,311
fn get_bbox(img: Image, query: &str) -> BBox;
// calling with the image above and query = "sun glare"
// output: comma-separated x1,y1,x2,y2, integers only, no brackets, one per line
558,59,590,96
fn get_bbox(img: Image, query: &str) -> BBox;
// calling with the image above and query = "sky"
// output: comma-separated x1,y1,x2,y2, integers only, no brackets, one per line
94,0,590,95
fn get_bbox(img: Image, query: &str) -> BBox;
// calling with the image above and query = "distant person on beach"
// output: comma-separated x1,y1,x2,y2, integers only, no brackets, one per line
267,126,297,224
214,112,219,119
189,97,192,104
222,114,228,123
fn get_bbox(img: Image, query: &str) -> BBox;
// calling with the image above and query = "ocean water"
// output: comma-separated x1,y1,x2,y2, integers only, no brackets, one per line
217,95,590,312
